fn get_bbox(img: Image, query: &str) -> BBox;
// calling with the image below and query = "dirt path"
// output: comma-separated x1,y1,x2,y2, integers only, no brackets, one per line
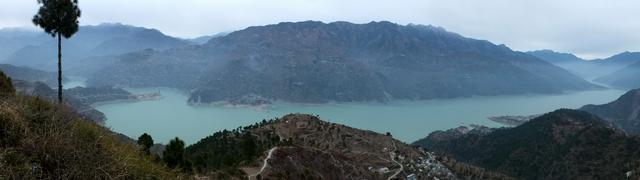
387,141,403,180
248,147,278,179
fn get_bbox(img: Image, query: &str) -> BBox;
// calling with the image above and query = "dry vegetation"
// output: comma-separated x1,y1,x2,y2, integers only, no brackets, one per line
0,71,181,179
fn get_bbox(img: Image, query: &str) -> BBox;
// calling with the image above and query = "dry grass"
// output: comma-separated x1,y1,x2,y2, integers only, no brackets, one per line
0,95,183,179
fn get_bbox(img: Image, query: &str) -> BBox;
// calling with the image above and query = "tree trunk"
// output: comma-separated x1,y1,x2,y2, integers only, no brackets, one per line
57,32,63,103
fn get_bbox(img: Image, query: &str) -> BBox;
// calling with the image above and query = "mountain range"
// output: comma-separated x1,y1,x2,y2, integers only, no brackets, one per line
0,28,47,61
5,21,639,104
0,23,190,75
87,21,599,104
527,50,640,88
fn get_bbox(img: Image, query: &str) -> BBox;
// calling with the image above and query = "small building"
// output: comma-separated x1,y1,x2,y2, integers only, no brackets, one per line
377,167,390,174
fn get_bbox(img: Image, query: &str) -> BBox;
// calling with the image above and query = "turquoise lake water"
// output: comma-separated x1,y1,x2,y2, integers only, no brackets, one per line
94,88,627,144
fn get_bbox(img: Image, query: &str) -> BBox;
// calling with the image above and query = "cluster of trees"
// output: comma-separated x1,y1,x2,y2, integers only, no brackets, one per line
136,134,191,172
0,71,15,97
185,119,283,172
134,118,287,175
437,156,514,180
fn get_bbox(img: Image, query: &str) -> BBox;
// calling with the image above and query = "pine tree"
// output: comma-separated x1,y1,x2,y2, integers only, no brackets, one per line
137,133,154,154
32,0,81,103
163,137,186,169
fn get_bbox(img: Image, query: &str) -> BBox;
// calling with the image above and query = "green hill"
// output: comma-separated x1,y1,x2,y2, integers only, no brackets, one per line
413,109,640,179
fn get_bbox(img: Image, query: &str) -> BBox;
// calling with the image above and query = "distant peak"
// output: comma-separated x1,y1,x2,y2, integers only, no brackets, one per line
531,49,557,53
617,88,640,101
527,49,585,60
529,49,566,54
276,20,325,26
92,22,130,27
366,20,397,26
607,51,640,59
407,23,446,31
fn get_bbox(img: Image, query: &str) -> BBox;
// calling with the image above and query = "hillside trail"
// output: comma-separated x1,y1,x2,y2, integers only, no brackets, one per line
248,147,278,179
387,141,403,180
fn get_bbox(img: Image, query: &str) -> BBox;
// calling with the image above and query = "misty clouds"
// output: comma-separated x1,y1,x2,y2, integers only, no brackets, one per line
0,0,639,59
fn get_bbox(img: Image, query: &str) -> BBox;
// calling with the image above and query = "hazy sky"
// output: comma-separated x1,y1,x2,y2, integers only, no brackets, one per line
1,0,639,59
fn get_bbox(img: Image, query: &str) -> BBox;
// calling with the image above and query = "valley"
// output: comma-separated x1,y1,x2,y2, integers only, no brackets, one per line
93,86,626,144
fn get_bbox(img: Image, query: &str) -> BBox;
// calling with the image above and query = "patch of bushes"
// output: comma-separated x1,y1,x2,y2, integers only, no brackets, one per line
0,73,180,179
0,71,15,97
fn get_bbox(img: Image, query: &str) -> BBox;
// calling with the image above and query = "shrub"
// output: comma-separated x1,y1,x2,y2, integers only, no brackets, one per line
0,71,15,98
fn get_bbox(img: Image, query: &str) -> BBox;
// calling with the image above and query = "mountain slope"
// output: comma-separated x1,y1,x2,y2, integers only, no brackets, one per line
0,28,46,61
527,50,586,64
0,64,60,87
528,50,640,80
89,21,598,104
581,88,640,134
526,50,595,78
413,109,640,179
12,80,107,123
594,61,640,89
90,28,188,56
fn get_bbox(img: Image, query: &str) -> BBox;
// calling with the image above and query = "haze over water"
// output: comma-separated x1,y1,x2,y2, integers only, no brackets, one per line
94,87,627,144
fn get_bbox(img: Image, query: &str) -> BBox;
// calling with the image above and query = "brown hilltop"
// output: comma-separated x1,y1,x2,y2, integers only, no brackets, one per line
237,114,510,180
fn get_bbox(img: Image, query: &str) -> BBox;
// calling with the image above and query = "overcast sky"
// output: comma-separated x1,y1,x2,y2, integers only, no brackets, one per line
1,0,638,59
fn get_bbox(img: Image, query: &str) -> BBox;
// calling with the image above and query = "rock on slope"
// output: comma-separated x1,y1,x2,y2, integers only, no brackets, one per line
581,88,640,134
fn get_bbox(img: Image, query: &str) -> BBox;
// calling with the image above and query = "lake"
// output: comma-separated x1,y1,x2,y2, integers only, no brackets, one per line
94,88,627,144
